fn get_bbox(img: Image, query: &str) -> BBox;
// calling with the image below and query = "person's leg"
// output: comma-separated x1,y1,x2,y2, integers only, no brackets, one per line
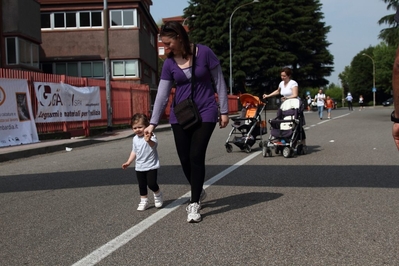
172,123,216,203
136,171,148,197
189,123,216,202
146,169,163,208
318,106,323,119
146,169,159,193
136,171,149,211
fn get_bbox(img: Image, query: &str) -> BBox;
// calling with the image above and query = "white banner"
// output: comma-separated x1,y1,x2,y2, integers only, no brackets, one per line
0,78,39,147
34,82,102,123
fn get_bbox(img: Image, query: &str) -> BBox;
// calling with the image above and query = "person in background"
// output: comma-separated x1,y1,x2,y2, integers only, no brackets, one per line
392,8,399,150
122,113,163,211
325,95,334,119
359,95,365,111
145,21,229,223
314,89,325,119
306,95,312,111
345,92,353,111
263,67,307,149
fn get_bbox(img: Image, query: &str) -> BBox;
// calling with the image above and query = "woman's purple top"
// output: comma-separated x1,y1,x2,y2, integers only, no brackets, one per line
150,44,228,126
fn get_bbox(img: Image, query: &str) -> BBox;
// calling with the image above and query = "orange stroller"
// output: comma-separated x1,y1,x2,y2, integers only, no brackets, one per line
225,93,267,153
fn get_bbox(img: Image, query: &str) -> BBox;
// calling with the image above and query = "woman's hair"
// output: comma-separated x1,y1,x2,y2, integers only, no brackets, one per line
131,113,149,127
160,21,192,59
281,67,292,77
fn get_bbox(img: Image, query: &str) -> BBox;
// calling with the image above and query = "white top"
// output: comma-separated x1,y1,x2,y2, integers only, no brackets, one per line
315,93,325,106
132,134,160,171
279,80,298,97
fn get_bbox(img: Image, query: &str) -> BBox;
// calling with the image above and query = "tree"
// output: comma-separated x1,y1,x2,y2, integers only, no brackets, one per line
346,44,395,103
184,0,334,95
378,0,399,46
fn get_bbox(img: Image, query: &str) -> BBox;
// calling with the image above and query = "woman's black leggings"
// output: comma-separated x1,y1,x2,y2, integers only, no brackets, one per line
136,169,159,196
172,122,216,203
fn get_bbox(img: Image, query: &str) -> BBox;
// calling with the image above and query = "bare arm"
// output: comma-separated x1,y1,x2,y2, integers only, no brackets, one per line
262,87,281,99
122,151,136,169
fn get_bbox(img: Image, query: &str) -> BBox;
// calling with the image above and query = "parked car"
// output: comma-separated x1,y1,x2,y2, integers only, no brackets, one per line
382,98,394,106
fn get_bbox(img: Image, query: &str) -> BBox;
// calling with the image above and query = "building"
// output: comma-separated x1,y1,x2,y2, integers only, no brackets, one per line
1,0,42,72
38,0,158,89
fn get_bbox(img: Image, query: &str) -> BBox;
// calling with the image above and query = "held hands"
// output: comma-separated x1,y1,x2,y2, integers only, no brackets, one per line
144,124,155,137
144,131,152,142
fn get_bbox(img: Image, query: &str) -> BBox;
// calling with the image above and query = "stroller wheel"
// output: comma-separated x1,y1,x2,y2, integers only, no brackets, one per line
283,147,292,158
225,144,233,153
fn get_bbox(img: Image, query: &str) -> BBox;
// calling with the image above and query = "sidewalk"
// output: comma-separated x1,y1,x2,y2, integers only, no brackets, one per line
0,124,171,163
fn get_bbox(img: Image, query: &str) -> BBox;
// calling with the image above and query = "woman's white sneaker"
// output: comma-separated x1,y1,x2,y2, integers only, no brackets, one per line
187,202,201,223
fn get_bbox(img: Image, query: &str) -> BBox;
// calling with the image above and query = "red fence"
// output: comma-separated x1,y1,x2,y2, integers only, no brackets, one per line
0,68,239,137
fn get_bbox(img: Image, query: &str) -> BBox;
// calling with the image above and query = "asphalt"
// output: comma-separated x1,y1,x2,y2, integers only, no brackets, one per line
0,124,172,163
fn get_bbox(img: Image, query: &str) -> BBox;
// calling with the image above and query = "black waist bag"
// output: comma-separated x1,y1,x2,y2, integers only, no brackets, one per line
174,98,201,130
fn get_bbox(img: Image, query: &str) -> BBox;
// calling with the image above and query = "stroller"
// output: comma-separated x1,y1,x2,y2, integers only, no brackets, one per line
225,93,267,153
262,98,306,158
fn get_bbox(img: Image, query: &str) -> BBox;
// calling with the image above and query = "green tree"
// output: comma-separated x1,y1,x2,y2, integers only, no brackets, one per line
346,44,395,103
374,42,397,95
378,0,399,46
185,0,334,95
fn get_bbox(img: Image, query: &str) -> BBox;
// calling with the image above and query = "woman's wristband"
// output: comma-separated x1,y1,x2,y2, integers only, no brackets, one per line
391,111,399,123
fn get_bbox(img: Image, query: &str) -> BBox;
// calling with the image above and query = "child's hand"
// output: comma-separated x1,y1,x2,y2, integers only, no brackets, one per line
122,162,130,169
144,132,152,142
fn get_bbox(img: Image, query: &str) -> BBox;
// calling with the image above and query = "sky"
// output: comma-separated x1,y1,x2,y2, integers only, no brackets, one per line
150,0,394,85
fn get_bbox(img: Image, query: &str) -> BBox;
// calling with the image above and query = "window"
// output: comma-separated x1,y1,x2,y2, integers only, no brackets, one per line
54,13,65,28
150,33,155,47
66,12,77,28
158,47,165,56
6,37,39,68
6,38,16,64
110,10,137,27
41,11,103,30
79,11,102,27
112,60,139,77
51,61,104,78
41,13,51,29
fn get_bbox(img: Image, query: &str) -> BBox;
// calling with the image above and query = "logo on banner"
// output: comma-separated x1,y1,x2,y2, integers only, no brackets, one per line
37,84,64,107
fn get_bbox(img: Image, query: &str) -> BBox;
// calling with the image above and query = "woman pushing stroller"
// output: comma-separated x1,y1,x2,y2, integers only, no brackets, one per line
263,67,307,151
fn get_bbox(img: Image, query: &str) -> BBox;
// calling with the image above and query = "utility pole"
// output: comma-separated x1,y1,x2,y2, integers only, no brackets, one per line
104,0,112,131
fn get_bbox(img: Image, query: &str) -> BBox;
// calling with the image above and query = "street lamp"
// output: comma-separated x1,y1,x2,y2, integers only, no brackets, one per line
183,14,196,26
362,53,376,107
229,0,259,95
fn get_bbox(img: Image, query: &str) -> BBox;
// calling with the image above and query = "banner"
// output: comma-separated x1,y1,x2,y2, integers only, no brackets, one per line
34,82,101,123
0,78,39,147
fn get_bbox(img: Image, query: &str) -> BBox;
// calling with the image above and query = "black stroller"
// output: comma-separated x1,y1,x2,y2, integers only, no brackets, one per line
262,98,306,158
225,93,267,153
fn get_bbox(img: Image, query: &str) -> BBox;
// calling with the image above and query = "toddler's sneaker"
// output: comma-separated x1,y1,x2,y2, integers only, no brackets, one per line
187,202,201,223
154,192,163,208
137,200,149,211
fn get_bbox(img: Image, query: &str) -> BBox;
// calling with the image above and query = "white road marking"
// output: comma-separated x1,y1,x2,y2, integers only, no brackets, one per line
71,151,261,266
